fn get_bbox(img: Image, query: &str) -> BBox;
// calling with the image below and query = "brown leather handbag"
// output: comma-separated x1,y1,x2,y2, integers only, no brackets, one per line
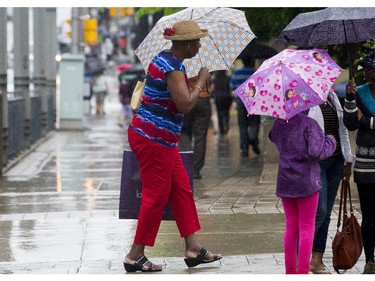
332,179,363,274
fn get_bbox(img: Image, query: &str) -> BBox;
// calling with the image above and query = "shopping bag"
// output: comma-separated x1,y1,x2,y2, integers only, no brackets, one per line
332,179,363,274
130,79,145,111
119,149,194,220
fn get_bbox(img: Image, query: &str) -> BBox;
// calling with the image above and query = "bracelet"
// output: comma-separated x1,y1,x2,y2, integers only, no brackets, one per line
195,85,202,94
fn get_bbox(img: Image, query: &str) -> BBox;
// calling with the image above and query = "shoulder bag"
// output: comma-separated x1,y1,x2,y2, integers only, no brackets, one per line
130,79,146,111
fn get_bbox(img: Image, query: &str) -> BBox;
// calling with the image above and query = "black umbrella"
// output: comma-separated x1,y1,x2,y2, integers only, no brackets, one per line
118,63,145,82
238,41,278,59
274,7,375,78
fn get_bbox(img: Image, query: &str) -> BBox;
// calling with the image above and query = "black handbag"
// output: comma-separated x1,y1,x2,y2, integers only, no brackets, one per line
118,149,194,220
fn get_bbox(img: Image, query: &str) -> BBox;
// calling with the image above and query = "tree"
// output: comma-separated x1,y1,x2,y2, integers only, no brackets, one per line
239,7,321,42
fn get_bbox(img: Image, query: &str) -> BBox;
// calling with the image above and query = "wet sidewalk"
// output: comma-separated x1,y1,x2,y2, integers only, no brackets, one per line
0,91,366,275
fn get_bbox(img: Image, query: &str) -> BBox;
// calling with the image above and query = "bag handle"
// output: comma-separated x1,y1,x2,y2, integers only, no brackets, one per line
336,179,345,230
336,179,353,231
346,180,354,215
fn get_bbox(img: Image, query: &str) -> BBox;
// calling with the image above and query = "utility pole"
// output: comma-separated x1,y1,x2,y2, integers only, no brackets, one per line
45,8,57,132
33,8,47,134
13,8,30,147
13,8,29,93
71,8,80,54
0,8,6,175
0,8,6,94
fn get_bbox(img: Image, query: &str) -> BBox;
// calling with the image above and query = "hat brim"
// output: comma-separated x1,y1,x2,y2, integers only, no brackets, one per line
163,29,208,41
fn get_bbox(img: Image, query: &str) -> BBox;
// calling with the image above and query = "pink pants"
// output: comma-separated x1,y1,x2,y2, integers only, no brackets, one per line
128,128,201,246
281,192,319,274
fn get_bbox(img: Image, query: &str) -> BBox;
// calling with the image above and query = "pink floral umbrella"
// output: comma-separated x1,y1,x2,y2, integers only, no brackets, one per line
234,49,344,120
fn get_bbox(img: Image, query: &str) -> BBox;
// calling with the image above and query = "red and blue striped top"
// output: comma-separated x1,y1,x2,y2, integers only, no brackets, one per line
130,51,189,148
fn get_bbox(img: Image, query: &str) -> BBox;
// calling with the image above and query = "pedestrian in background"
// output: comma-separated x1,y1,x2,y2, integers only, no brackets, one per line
344,49,375,274
178,76,211,180
230,56,261,157
118,79,134,127
269,110,336,274
103,37,114,62
125,20,222,272
308,90,355,274
209,70,232,135
92,70,109,115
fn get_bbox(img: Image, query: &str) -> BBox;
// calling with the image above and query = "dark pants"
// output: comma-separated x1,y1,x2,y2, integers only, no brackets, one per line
313,154,344,252
178,97,211,175
235,97,260,154
215,95,233,135
357,183,375,263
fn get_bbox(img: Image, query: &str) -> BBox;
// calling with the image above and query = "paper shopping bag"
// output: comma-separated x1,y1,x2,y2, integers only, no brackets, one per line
119,149,194,220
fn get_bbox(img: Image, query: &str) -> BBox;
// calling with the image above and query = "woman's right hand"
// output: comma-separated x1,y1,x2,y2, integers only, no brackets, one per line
346,79,357,94
197,67,210,86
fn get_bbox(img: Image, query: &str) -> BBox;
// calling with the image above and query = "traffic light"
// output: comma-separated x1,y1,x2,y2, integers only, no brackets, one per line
83,19,98,45
108,7,134,17
65,18,72,38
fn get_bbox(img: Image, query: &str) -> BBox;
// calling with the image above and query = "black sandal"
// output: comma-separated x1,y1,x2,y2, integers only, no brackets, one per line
184,247,222,268
123,256,163,272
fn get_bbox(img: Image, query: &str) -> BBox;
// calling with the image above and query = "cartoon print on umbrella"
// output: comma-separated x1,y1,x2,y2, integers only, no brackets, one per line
285,88,299,109
234,49,344,120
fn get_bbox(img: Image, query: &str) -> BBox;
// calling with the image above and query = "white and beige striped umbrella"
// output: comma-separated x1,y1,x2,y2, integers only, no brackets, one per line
135,7,256,78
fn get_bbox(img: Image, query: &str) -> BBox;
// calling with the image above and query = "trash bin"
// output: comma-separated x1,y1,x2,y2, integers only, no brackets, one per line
58,53,84,129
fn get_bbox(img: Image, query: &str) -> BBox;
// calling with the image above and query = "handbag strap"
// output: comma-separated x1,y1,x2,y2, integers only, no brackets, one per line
336,179,352,230
336,179,345,230
346,180,355,215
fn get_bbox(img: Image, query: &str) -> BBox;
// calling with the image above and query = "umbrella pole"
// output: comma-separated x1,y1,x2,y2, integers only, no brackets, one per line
343,21,353,79
346,44,353,79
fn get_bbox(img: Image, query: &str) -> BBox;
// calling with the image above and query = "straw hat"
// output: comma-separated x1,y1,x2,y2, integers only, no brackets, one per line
163,20,208,41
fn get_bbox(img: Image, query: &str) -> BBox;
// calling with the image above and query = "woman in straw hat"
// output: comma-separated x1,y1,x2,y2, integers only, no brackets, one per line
124,20,222,272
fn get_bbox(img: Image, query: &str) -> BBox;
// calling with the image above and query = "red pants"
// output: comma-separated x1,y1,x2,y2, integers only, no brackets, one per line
128,128,201,246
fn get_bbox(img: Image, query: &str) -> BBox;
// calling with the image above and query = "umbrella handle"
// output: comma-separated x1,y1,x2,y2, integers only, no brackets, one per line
343,21,353,79
346,46,353,80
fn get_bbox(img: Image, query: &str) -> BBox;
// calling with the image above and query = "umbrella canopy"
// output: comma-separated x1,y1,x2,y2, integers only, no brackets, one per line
274,7,375,77
134,7,255,78
238,40,278,59
234,49,344,120
118,63,145,82
117,63,133,73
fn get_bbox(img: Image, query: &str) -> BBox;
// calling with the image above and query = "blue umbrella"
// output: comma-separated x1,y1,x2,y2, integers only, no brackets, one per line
274,7,375,78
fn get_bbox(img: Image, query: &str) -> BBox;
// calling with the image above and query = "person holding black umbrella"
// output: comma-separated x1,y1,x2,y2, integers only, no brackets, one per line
344,49,375,274
308,90,355,274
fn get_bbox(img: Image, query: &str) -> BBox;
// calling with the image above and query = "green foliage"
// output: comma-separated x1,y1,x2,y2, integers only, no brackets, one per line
135,8,163,21
135,7,184,21
353,39,375,84
238,7,323,41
